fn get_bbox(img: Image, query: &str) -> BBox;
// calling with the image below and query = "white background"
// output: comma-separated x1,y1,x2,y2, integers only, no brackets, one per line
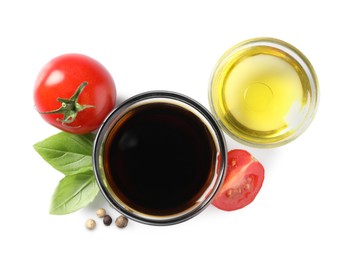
1,0,354,259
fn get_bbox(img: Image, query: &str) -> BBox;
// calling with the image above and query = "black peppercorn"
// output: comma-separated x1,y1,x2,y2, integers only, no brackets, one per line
103,215,112,226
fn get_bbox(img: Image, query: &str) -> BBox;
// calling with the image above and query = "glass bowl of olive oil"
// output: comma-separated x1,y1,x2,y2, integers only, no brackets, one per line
209,37,319,148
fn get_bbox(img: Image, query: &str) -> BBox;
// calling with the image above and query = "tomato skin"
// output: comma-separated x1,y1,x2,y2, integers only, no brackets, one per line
212,149,265,211
34,53,116,134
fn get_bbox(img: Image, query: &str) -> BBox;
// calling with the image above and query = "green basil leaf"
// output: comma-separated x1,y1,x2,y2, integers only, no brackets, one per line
49,171,99,215
33,132,95,176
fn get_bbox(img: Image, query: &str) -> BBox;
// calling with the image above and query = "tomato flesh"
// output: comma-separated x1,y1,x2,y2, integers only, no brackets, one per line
34,53,116,134
212,149,265,211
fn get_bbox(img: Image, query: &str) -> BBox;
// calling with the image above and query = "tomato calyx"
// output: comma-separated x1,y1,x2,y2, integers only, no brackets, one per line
37,81,95,127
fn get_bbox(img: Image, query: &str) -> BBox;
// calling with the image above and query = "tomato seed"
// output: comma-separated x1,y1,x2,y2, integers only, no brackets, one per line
226,187,243,197
226,189,233,197
231,159,237,167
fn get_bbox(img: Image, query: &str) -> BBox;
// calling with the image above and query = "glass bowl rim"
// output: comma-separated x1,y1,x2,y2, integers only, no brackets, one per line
208,37,320,148
93,90,227,225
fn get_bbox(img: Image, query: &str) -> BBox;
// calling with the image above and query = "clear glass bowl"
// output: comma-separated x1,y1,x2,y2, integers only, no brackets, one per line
93,91,227,225
209,37,319,148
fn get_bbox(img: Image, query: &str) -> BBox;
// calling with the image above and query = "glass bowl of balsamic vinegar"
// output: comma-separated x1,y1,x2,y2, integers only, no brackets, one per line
93,91,227,225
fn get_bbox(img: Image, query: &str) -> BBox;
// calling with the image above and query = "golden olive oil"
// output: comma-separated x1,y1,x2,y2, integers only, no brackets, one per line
209,39,318,147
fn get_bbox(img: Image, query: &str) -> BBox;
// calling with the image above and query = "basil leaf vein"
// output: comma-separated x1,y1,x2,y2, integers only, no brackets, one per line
49,171,99,215
33,132,95,176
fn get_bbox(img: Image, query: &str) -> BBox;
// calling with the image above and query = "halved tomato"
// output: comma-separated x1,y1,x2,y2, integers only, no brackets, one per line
212,149,265,211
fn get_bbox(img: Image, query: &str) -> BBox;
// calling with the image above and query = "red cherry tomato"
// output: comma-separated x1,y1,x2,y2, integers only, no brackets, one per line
34,53,116,134
212,149,265,211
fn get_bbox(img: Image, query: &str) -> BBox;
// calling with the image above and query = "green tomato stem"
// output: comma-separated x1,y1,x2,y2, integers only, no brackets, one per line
38,81,95,127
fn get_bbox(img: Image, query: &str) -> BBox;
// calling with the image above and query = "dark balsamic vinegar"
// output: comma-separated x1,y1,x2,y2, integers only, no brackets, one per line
104,103,216,216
